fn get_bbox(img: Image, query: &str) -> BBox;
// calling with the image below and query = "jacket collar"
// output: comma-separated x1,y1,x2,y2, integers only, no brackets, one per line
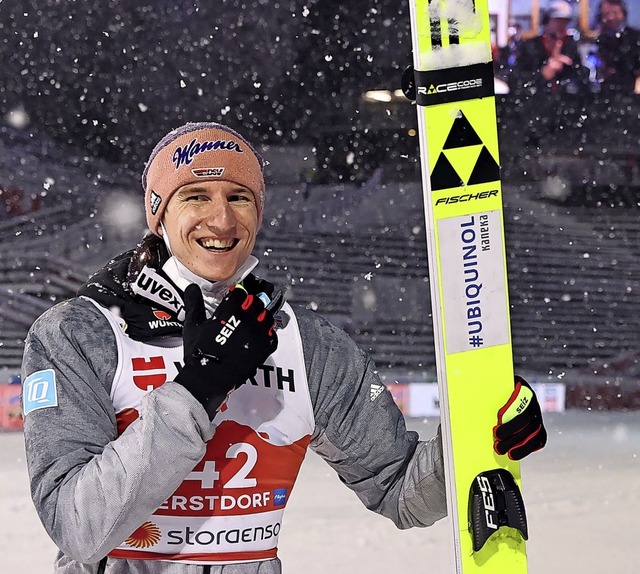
78,234,259,341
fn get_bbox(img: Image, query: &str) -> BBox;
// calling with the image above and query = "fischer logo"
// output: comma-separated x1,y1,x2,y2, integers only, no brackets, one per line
192,167,225,177
419,77,483,96
215,316,241,345
435,190,498,205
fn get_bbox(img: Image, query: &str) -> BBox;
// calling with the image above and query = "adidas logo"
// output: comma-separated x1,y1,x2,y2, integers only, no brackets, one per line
370,383,385,402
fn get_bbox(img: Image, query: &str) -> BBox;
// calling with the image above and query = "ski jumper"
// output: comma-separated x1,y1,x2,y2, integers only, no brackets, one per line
22,246,447,574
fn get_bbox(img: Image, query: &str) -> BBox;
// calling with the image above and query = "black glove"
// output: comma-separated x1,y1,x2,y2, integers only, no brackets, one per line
242,274,275,299
493,375,547,460
174,282,278,418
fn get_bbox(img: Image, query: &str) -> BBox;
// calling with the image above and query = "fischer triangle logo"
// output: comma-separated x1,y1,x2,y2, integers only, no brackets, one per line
430,111,500,191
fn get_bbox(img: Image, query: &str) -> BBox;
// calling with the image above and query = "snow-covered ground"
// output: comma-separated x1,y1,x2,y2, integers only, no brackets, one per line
2,410,638,573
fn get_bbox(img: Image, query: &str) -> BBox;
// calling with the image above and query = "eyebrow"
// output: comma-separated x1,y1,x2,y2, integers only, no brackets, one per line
176,184,251,197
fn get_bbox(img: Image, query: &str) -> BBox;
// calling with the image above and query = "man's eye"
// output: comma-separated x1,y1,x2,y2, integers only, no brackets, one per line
185,194,207,202
229,193,252,202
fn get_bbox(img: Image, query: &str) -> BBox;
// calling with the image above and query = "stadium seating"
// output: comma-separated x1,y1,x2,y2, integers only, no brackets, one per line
1,161,639,408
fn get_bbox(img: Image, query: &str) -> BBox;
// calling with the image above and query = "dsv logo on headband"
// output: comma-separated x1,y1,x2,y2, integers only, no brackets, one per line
173,138,243,169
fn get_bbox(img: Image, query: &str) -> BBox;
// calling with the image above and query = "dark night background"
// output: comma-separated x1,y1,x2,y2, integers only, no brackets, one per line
0,0,414,169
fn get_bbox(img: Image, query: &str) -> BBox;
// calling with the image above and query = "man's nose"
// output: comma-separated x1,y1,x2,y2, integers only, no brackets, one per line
203,200,236,233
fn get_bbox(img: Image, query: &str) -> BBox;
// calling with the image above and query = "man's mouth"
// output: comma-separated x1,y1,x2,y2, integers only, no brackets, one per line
198,238,239,252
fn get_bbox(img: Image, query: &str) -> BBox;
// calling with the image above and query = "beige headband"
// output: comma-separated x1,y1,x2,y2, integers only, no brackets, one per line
142,122,265,235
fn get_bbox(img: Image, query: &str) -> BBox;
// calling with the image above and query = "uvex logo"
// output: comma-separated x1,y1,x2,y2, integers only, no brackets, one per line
133,267,185,320
215,316,241,345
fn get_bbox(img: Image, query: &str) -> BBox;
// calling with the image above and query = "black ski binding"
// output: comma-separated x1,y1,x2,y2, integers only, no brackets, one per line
401,64,417,102
468,468,528,552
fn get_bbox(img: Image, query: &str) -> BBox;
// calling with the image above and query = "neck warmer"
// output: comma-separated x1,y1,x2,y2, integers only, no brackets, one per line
77,234,264,341
157,222,259,318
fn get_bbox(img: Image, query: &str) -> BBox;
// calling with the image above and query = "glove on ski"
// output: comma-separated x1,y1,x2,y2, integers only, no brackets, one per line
174,282,278,418
493,375,547,460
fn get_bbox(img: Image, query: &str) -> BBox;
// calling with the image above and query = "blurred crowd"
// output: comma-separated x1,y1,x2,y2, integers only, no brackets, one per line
495,0,640,97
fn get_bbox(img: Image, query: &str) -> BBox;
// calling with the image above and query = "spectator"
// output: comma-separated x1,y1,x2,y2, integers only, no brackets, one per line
501,23,524,69
509,0,590,96
595,0,640,94
495,23,523,89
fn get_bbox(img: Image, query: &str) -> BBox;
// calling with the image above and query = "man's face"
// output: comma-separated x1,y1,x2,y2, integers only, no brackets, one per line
161,180,259,282
546,17,570,39
600,2,625,32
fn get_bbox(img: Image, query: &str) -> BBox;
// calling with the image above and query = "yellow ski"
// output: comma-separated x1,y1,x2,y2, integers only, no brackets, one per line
405,0,528,572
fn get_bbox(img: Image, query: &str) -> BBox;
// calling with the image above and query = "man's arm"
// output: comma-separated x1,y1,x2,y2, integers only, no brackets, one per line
22,298,213,563
296,309,447,529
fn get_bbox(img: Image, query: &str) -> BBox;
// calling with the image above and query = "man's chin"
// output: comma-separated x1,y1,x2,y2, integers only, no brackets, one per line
194,265,239,284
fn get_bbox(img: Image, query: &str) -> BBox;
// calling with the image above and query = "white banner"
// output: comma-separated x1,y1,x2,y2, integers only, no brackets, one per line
437,210,510,354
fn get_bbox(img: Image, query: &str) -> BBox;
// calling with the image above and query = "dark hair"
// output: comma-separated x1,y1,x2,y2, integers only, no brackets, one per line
541,2,573,27
597,0,628,22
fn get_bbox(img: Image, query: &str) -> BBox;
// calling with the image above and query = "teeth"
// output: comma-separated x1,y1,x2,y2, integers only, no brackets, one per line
201,238,234,249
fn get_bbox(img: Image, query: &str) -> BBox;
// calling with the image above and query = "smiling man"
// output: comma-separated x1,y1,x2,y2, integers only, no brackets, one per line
21,122,546,574
596,0,640,94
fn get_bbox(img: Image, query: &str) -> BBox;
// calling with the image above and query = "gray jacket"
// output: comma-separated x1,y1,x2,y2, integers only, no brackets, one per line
22,297,446,574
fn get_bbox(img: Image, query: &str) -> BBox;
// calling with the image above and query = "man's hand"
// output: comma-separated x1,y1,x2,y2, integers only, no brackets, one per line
541,39,573,81
174,283,278,418
493,376,547,460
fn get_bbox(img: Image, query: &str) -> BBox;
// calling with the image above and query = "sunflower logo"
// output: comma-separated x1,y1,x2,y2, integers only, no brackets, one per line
125,521,161,548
